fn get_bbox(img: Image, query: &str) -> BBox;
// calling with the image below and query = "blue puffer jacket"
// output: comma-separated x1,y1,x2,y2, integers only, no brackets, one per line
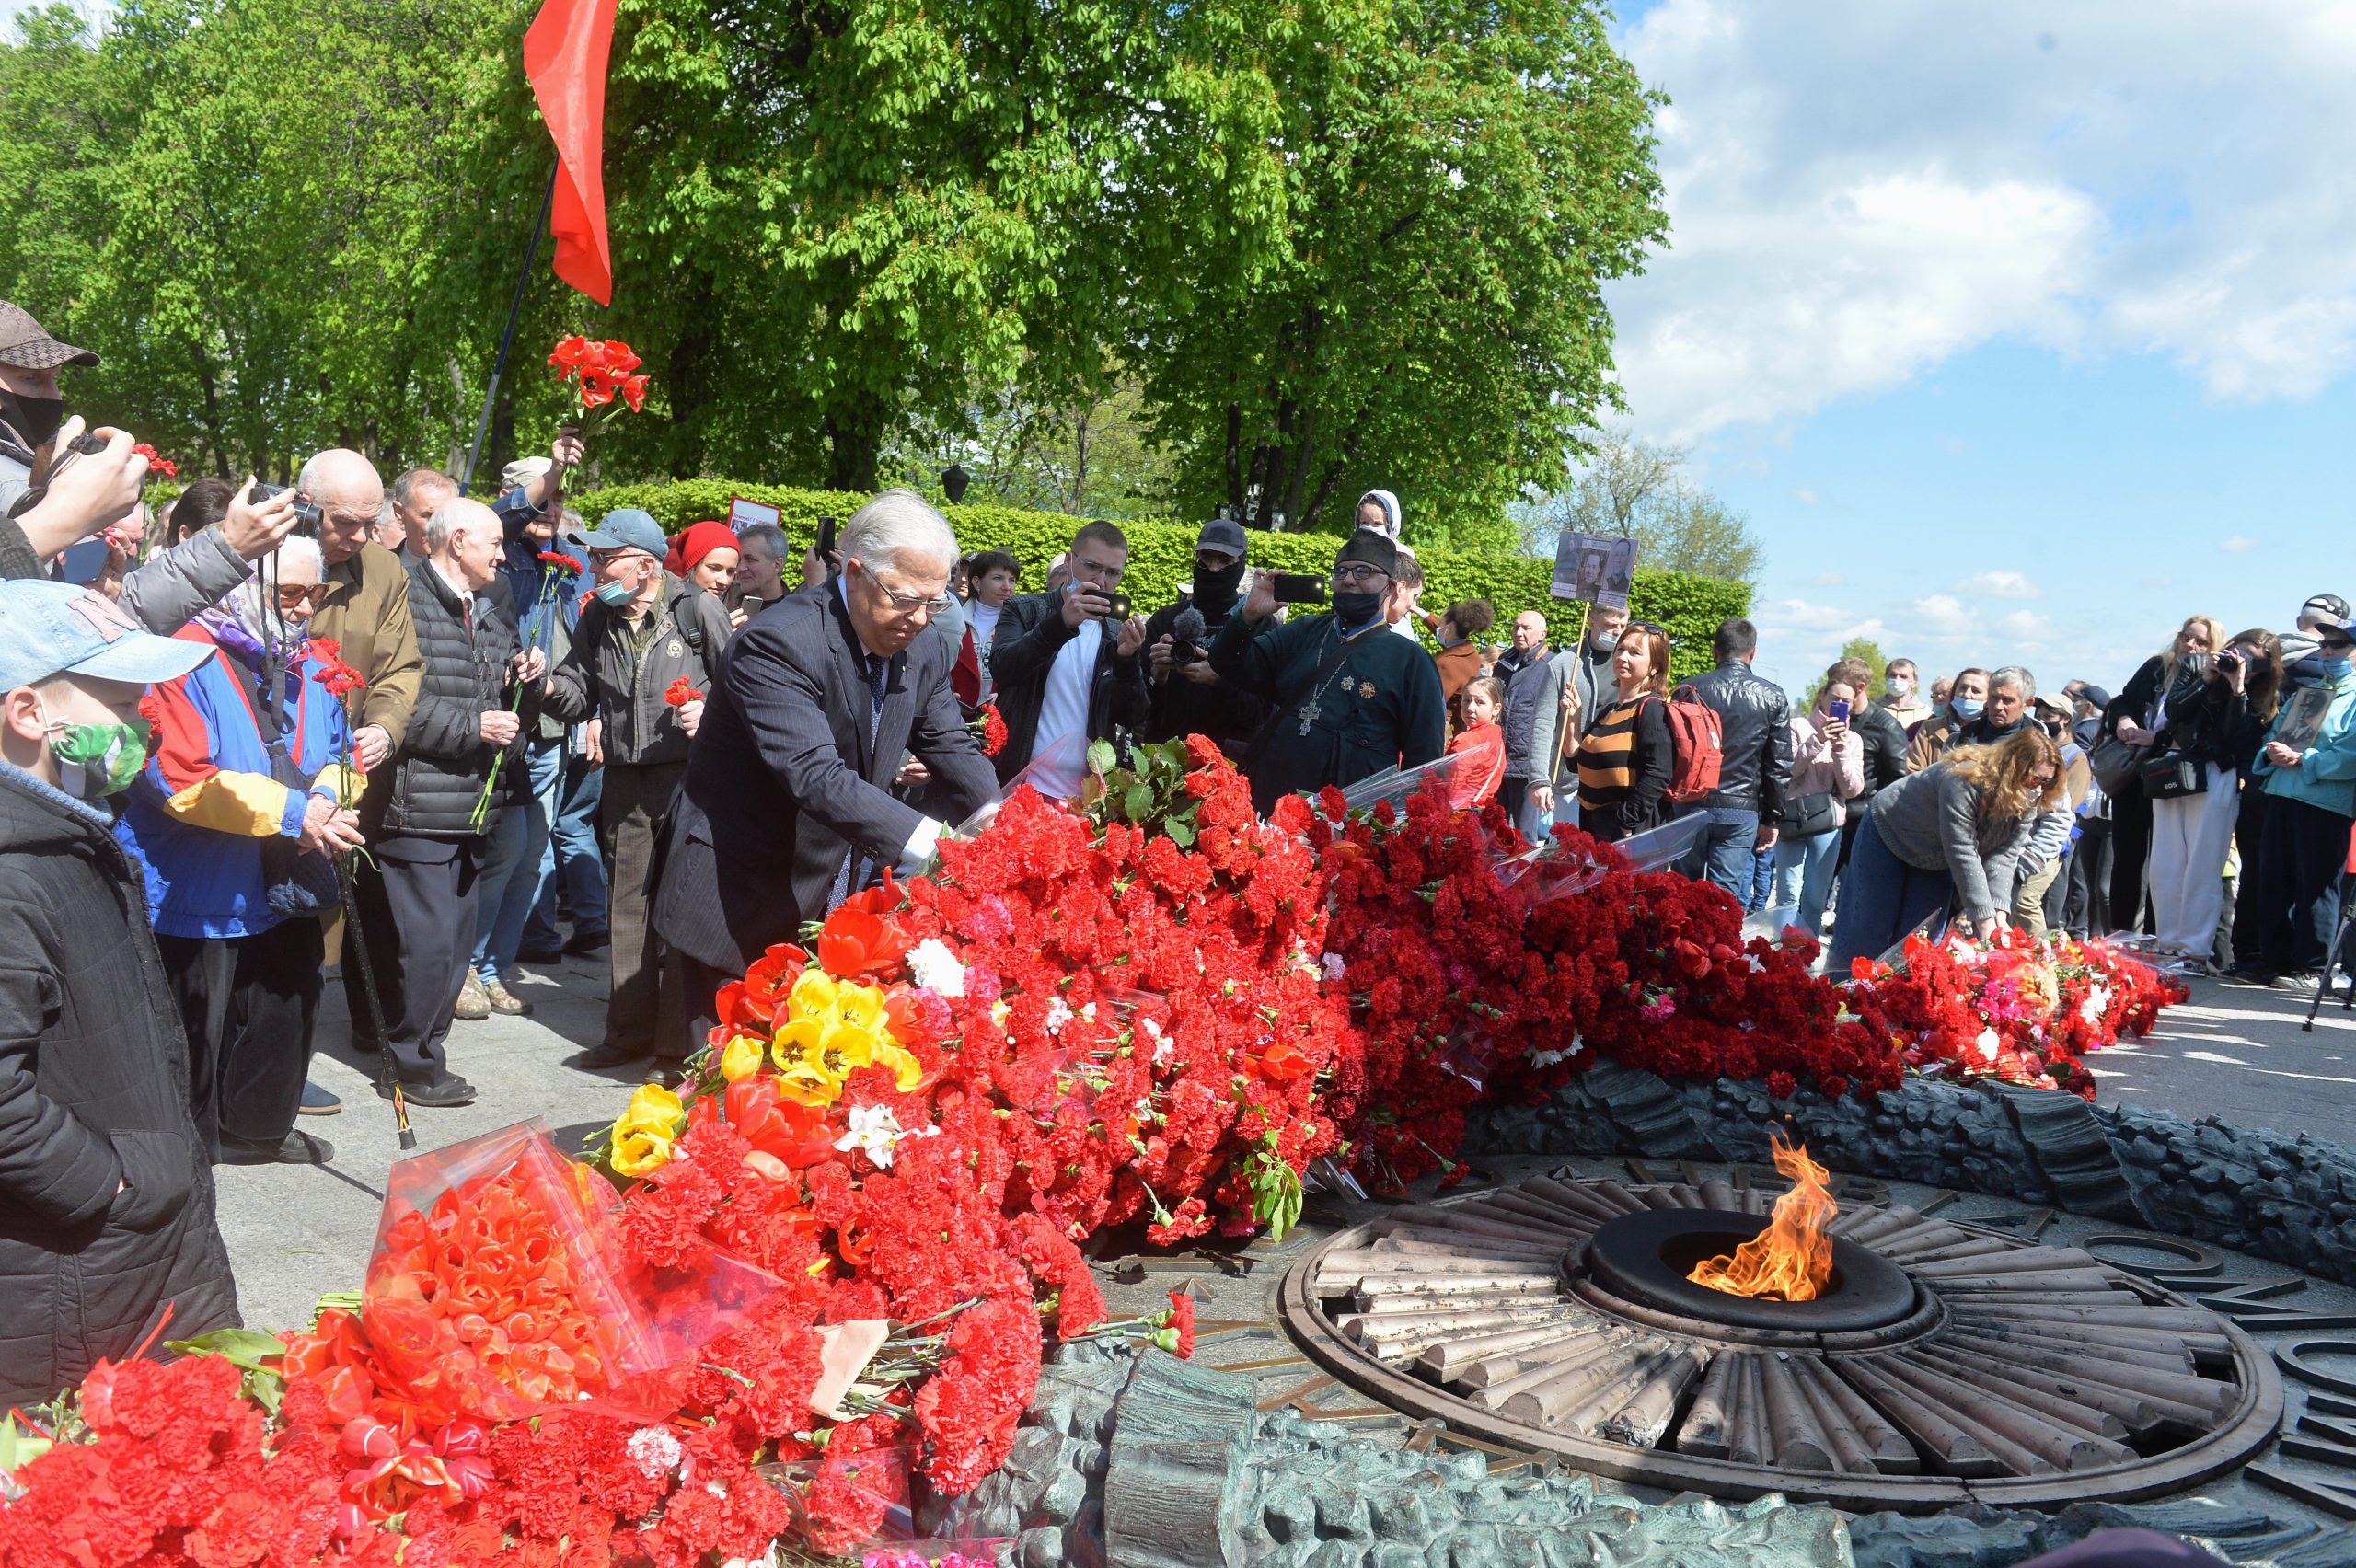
115,620,353,939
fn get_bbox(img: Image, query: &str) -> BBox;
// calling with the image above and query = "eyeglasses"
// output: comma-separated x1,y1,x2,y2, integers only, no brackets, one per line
1332,563,1390,585
864,572,955,617
277,583,329,607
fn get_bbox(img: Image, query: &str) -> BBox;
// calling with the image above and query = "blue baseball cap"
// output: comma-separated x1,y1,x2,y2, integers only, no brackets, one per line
575,508,665,559
0,579,212,692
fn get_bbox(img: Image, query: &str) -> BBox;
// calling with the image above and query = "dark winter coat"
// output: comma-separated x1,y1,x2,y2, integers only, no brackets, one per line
0,762,239,1405
380,557,528,836
542,573,730,767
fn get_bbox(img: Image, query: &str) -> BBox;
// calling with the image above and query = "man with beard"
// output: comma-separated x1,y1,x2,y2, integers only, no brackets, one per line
1142,517,1271,757
1210,529,1446,815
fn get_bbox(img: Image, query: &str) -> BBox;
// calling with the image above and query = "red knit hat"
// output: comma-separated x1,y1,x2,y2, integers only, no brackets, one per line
670,520,740,576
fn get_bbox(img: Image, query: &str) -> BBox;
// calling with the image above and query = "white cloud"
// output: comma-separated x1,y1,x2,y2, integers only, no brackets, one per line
1791,486,1822,505
1809,571,1845,586
2001,608,2052,641
1911,594,1979,638
1608,1,2356,439
1952,571,2044,600
2219,535,2256,553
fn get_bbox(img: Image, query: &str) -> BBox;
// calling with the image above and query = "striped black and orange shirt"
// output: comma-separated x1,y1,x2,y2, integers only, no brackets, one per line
1576,693,1676,843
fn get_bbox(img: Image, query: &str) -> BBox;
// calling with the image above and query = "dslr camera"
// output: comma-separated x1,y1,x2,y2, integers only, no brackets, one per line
246,480,325,537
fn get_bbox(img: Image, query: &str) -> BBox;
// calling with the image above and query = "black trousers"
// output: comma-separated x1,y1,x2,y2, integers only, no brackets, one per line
2065,816,2112,937
157,933,237,1160
2108,784,2154,934
679,951,737,1066
345,833,482,1082
2228,786,2278,965
2254,796,2350,974
220,917,326,1146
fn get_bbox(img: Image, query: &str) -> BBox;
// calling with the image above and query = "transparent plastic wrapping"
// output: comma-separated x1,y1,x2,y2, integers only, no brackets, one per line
362,1120,779,1423
1611,811,1710,875
1334,751,1474,817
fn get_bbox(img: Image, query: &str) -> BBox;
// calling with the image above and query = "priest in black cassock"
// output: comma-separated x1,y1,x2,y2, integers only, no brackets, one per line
1210,529,1448,815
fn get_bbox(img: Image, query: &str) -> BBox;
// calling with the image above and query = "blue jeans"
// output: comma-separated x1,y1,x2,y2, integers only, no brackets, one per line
524,738,607,950
1679,806,1761,902
1827,812,1955,973
470,788,549,986
1773,827,1842,934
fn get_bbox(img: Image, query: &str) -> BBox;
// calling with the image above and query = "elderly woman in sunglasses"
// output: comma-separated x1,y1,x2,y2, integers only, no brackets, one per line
112,536,365,1167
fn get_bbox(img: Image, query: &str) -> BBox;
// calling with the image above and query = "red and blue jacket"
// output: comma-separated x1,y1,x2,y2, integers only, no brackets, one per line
115,620,357,939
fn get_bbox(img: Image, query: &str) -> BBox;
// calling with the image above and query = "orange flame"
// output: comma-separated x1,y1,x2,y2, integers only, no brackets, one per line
1688,1133,1836,1301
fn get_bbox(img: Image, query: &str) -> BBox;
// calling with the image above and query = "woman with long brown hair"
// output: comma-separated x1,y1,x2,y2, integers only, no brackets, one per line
2104,615,2224,937
1573,623,1676,843
1827,728,2064,971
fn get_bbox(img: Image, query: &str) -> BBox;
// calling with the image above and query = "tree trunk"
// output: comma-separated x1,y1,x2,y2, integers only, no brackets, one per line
824,394,887,492
1222,402,1244,516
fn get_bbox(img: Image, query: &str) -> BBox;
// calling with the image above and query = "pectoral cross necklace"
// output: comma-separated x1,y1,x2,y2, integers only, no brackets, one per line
1298,625,1371,735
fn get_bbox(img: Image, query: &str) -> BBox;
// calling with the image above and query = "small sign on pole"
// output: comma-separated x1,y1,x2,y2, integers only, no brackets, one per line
1551,531,1637,611
728,496,782,535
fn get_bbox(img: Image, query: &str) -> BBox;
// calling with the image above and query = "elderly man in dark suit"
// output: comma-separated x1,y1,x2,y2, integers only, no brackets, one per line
652,490,996,1072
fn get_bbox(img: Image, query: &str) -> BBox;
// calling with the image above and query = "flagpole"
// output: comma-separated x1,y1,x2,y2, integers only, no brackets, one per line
460,163,560,496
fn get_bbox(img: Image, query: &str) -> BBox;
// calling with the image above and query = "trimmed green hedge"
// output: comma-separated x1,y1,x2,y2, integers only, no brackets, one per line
571,479,1750,681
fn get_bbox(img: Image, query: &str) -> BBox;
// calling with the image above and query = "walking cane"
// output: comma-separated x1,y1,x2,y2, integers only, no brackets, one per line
338,859,415,1149
2302,823,2356,1032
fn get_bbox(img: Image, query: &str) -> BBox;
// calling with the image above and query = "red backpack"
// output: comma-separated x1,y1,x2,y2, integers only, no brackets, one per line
1655,686,1725,805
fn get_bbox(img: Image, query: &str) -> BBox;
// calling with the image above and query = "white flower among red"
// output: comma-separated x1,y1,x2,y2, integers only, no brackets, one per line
833,1103,937,1169
907,937,968,997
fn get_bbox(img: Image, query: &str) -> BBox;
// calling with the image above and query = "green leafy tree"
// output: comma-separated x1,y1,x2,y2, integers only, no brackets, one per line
1133,0,1666,548
1514,431,1764,583
0,0,511,478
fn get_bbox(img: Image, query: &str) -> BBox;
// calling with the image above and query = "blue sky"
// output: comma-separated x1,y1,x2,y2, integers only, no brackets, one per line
1598,0,2354,699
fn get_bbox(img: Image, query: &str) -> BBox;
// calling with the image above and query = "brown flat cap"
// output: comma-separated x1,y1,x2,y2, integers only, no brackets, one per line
0,301,98,371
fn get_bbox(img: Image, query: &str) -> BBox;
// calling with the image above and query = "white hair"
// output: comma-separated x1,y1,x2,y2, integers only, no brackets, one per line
424,498,497,554
1990,664,2036,699
229,535,324,642
839,489,956,579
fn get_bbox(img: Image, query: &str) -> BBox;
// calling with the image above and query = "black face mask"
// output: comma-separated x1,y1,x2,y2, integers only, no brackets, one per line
1334,589,1384,628
1193,559,1245,615
0,390,64,449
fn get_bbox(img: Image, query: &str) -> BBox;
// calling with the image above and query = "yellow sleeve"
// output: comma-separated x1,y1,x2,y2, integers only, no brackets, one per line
166,772,298,838
311,762,362,810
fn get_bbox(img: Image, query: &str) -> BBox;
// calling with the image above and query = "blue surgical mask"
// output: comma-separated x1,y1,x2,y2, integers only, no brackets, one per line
594,579,639,609
2320,654,2353,680
1952,696,1984,721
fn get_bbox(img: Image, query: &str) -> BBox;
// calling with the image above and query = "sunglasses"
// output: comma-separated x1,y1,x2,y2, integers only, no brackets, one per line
276,583,329,607
1626,621,1668,638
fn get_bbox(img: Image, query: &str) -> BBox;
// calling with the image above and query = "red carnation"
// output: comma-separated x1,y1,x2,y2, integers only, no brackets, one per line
1164,1291,1195,1358
664,677,703,707
538,550,586,574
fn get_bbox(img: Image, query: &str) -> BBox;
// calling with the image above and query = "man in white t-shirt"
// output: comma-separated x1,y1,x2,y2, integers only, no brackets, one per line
988,520,1152,791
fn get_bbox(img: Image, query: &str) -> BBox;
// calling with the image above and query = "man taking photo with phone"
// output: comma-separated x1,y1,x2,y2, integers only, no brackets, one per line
988,519,1151,791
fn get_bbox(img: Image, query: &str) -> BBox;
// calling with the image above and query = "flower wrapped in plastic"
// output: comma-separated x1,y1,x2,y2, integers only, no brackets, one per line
360,1120,779,1424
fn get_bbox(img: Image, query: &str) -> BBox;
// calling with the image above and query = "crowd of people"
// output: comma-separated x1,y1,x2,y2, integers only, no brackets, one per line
0,293,2348,1403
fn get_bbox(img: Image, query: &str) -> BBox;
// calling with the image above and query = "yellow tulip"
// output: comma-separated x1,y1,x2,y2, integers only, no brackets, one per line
611,1125,675,1179
619,1082,685,1136
836,981,886,1032
771,1014,825,1074
872,1041,925,1092
789,969,839,1017
719,1034,766,1082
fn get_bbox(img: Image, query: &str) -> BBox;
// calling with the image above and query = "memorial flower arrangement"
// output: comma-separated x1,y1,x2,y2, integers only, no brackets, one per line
0,739,2182,1566
1842,927,2187,1099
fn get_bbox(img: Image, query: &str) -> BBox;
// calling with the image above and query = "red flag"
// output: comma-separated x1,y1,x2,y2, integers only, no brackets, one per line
524,0,621,306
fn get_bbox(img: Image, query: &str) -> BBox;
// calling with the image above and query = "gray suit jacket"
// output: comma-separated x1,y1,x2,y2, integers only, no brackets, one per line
652,585,995,971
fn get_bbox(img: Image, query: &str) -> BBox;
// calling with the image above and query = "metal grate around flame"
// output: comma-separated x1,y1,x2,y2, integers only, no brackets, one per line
1278,1170,2284,1512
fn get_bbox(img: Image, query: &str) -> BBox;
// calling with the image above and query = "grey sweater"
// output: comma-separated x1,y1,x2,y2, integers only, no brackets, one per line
1865,763,2035,926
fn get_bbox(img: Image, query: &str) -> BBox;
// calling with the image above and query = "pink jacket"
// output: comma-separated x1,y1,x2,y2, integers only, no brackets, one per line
1786,715,1865,825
